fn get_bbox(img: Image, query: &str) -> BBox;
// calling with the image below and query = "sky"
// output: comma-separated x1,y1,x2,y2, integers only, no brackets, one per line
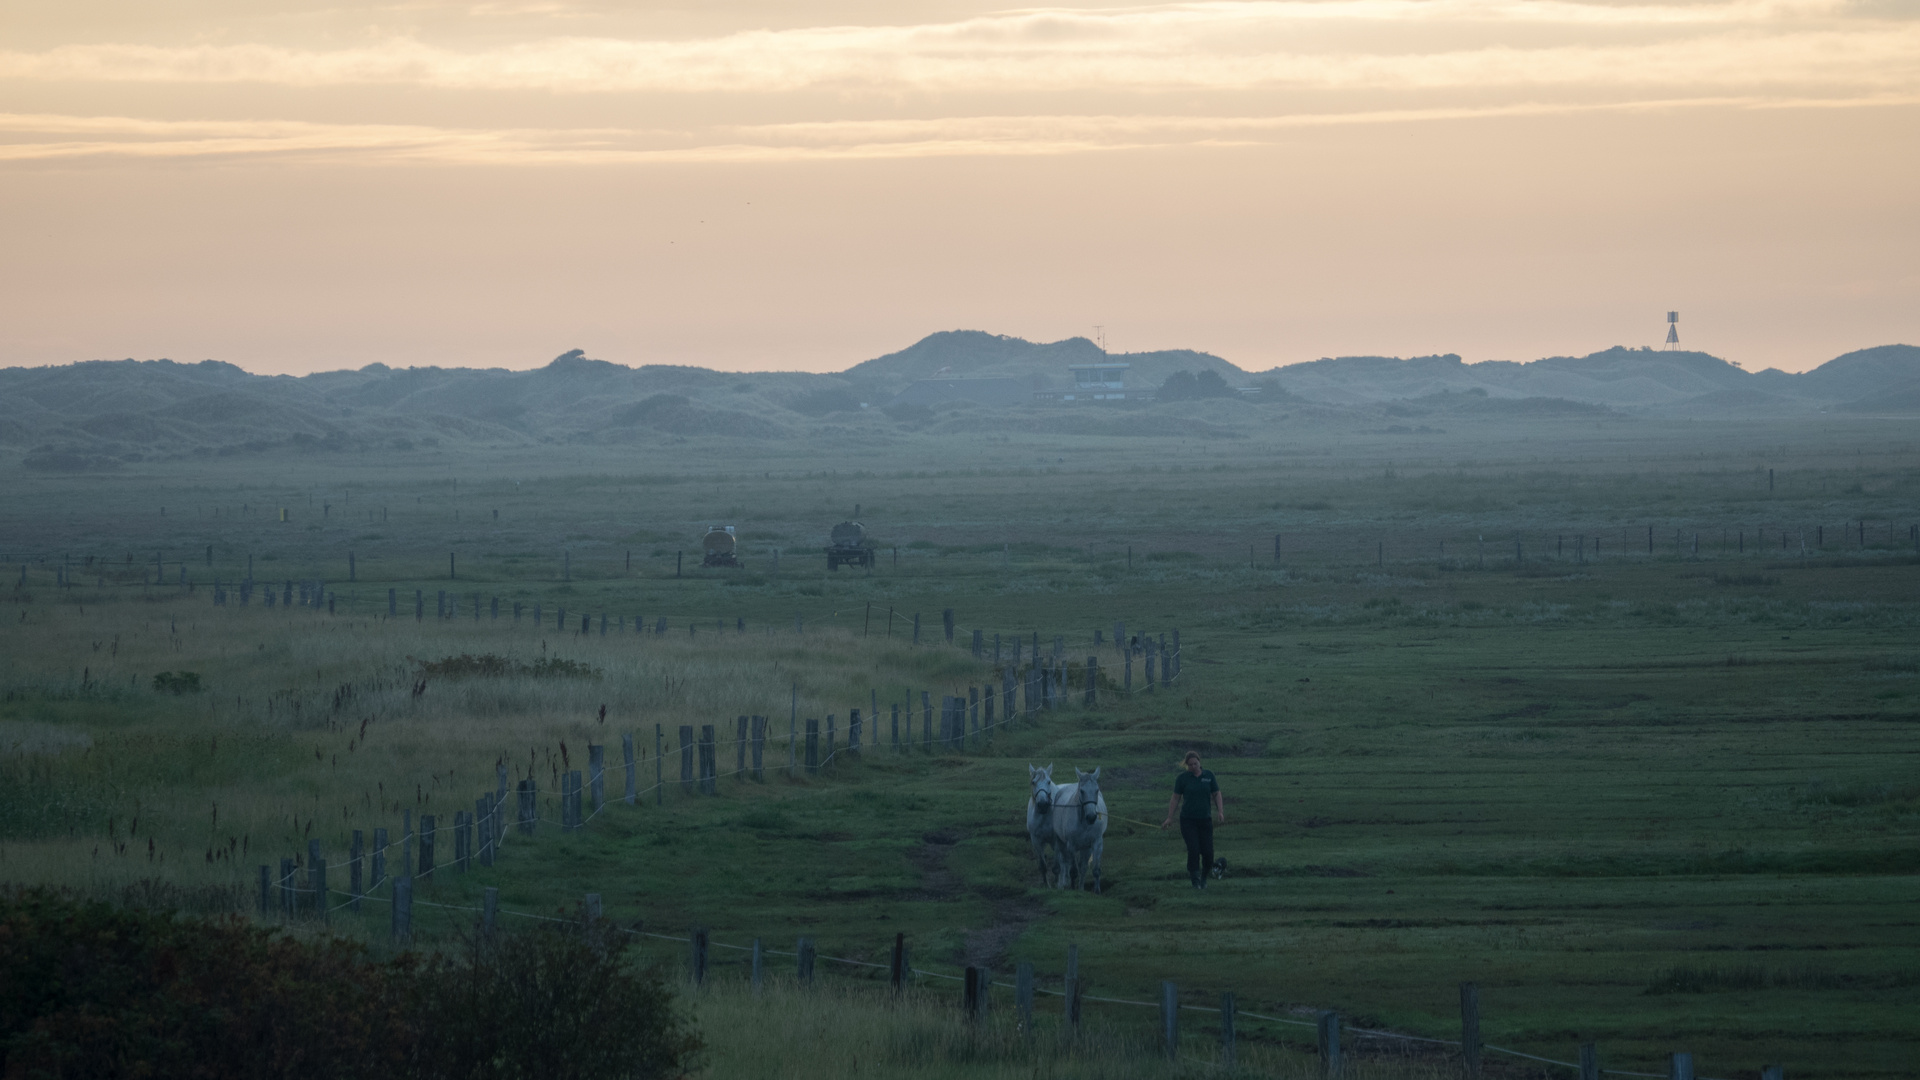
1,0,1915,376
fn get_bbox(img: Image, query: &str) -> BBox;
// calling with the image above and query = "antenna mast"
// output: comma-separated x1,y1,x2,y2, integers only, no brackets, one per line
1664,311,1679,350
1093,325,1107,354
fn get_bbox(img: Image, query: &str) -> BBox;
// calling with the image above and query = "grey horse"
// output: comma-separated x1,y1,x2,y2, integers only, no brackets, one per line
1027,764,1063,886
1051,767,1108,893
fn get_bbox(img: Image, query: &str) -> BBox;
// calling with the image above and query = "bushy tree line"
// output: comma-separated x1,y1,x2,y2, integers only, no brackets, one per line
0,889,702,1080
1156,370,1238,401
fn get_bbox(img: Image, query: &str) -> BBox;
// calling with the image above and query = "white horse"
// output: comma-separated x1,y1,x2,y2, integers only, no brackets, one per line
1027,764,1063,886
1051,767,1107,893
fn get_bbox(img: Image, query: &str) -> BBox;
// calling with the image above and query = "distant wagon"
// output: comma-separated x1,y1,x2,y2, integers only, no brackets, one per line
826,521,874,570
702,526,740,568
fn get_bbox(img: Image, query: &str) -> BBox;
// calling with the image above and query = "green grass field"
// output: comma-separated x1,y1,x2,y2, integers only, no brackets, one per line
2,415,1916,1078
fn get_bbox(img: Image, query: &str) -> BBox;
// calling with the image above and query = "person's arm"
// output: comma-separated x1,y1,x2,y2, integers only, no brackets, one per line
1160,793,1180,828
1213,789,1225,824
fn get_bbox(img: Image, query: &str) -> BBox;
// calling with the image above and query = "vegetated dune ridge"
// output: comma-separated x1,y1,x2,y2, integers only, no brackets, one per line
3,332,1916,469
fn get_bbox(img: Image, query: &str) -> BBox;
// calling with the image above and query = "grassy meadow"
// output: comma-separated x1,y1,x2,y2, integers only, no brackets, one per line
1,413,1917,1079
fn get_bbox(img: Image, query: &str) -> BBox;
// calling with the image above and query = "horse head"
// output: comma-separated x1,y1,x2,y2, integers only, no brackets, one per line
1072,767,1103,826
1028,764,1055,814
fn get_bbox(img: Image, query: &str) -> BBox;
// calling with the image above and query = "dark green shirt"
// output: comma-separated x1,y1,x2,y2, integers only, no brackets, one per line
1174,769,1220,819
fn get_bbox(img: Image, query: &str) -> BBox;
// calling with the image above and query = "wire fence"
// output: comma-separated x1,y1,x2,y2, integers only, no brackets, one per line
268,864,1765,1080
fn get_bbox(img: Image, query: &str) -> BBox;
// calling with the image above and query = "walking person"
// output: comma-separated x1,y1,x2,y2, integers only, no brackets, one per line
1159,751,1225,889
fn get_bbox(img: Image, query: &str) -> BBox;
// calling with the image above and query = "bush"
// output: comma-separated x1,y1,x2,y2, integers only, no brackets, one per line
1156,369,1237,402
410,917,702,1080
150,671,201,694
0,890,701,1080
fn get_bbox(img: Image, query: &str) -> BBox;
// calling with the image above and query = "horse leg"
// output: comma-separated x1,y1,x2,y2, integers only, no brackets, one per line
1090,836,1104,894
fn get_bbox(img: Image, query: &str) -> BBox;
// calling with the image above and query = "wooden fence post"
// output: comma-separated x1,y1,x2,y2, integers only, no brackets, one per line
912,612,921,645
476,797,494,866
805,719,820,773
1579,1043,1599,1080
452,811,468,871
1015,961,1034,1028
1669,1052,1694,1080
944,608,955,643
849,709,862,757
419,815,434,877
1760,1066,1783,1080
309,853,328,922
971,628,982,658
752,716,767,780
691,927,709,986
1065,945,1080,1029
584,892,602,924
797,937,815,986
1221,991,1237,1066
350,830,363,911
891,932,907,994
964,967,983,1020
922,691,932,750
495,766,508,845
1318,1011,1341,1077
257,864,270,916
1461,982,1481,1077
656,724,665,804
623,733,637,804
736,716,748,778
680,726,695,791
1160,981,1179,1060
518,779,536,835
1085,657,1098,706
482,886,498,936
699,726,717,795
372,828,387,887
890,705,900,751
391,874,412,943
588,744,605,811
751,938,764,993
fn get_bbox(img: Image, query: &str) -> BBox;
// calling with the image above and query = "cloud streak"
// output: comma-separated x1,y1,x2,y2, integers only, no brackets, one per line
1,0,1915,95
5,95,1912,166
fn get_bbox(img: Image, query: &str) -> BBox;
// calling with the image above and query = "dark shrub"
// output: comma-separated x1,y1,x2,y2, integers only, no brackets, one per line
0,890,701,1080
410,916,702,1080
151,671,202,694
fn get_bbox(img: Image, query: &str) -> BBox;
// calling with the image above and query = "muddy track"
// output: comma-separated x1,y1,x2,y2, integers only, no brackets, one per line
910,829,1048,973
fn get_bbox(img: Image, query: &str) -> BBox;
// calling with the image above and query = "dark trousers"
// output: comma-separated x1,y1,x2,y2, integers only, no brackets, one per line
1180,817,1214,876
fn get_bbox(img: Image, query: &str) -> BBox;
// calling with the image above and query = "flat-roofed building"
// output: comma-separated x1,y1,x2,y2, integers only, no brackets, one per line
1047,362,1131,402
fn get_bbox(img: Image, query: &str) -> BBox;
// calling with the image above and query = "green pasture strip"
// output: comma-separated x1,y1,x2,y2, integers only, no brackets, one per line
1,417,1917,1078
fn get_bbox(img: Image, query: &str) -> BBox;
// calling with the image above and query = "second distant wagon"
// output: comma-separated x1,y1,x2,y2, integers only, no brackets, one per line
702,526,740,568
826,521,874,570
